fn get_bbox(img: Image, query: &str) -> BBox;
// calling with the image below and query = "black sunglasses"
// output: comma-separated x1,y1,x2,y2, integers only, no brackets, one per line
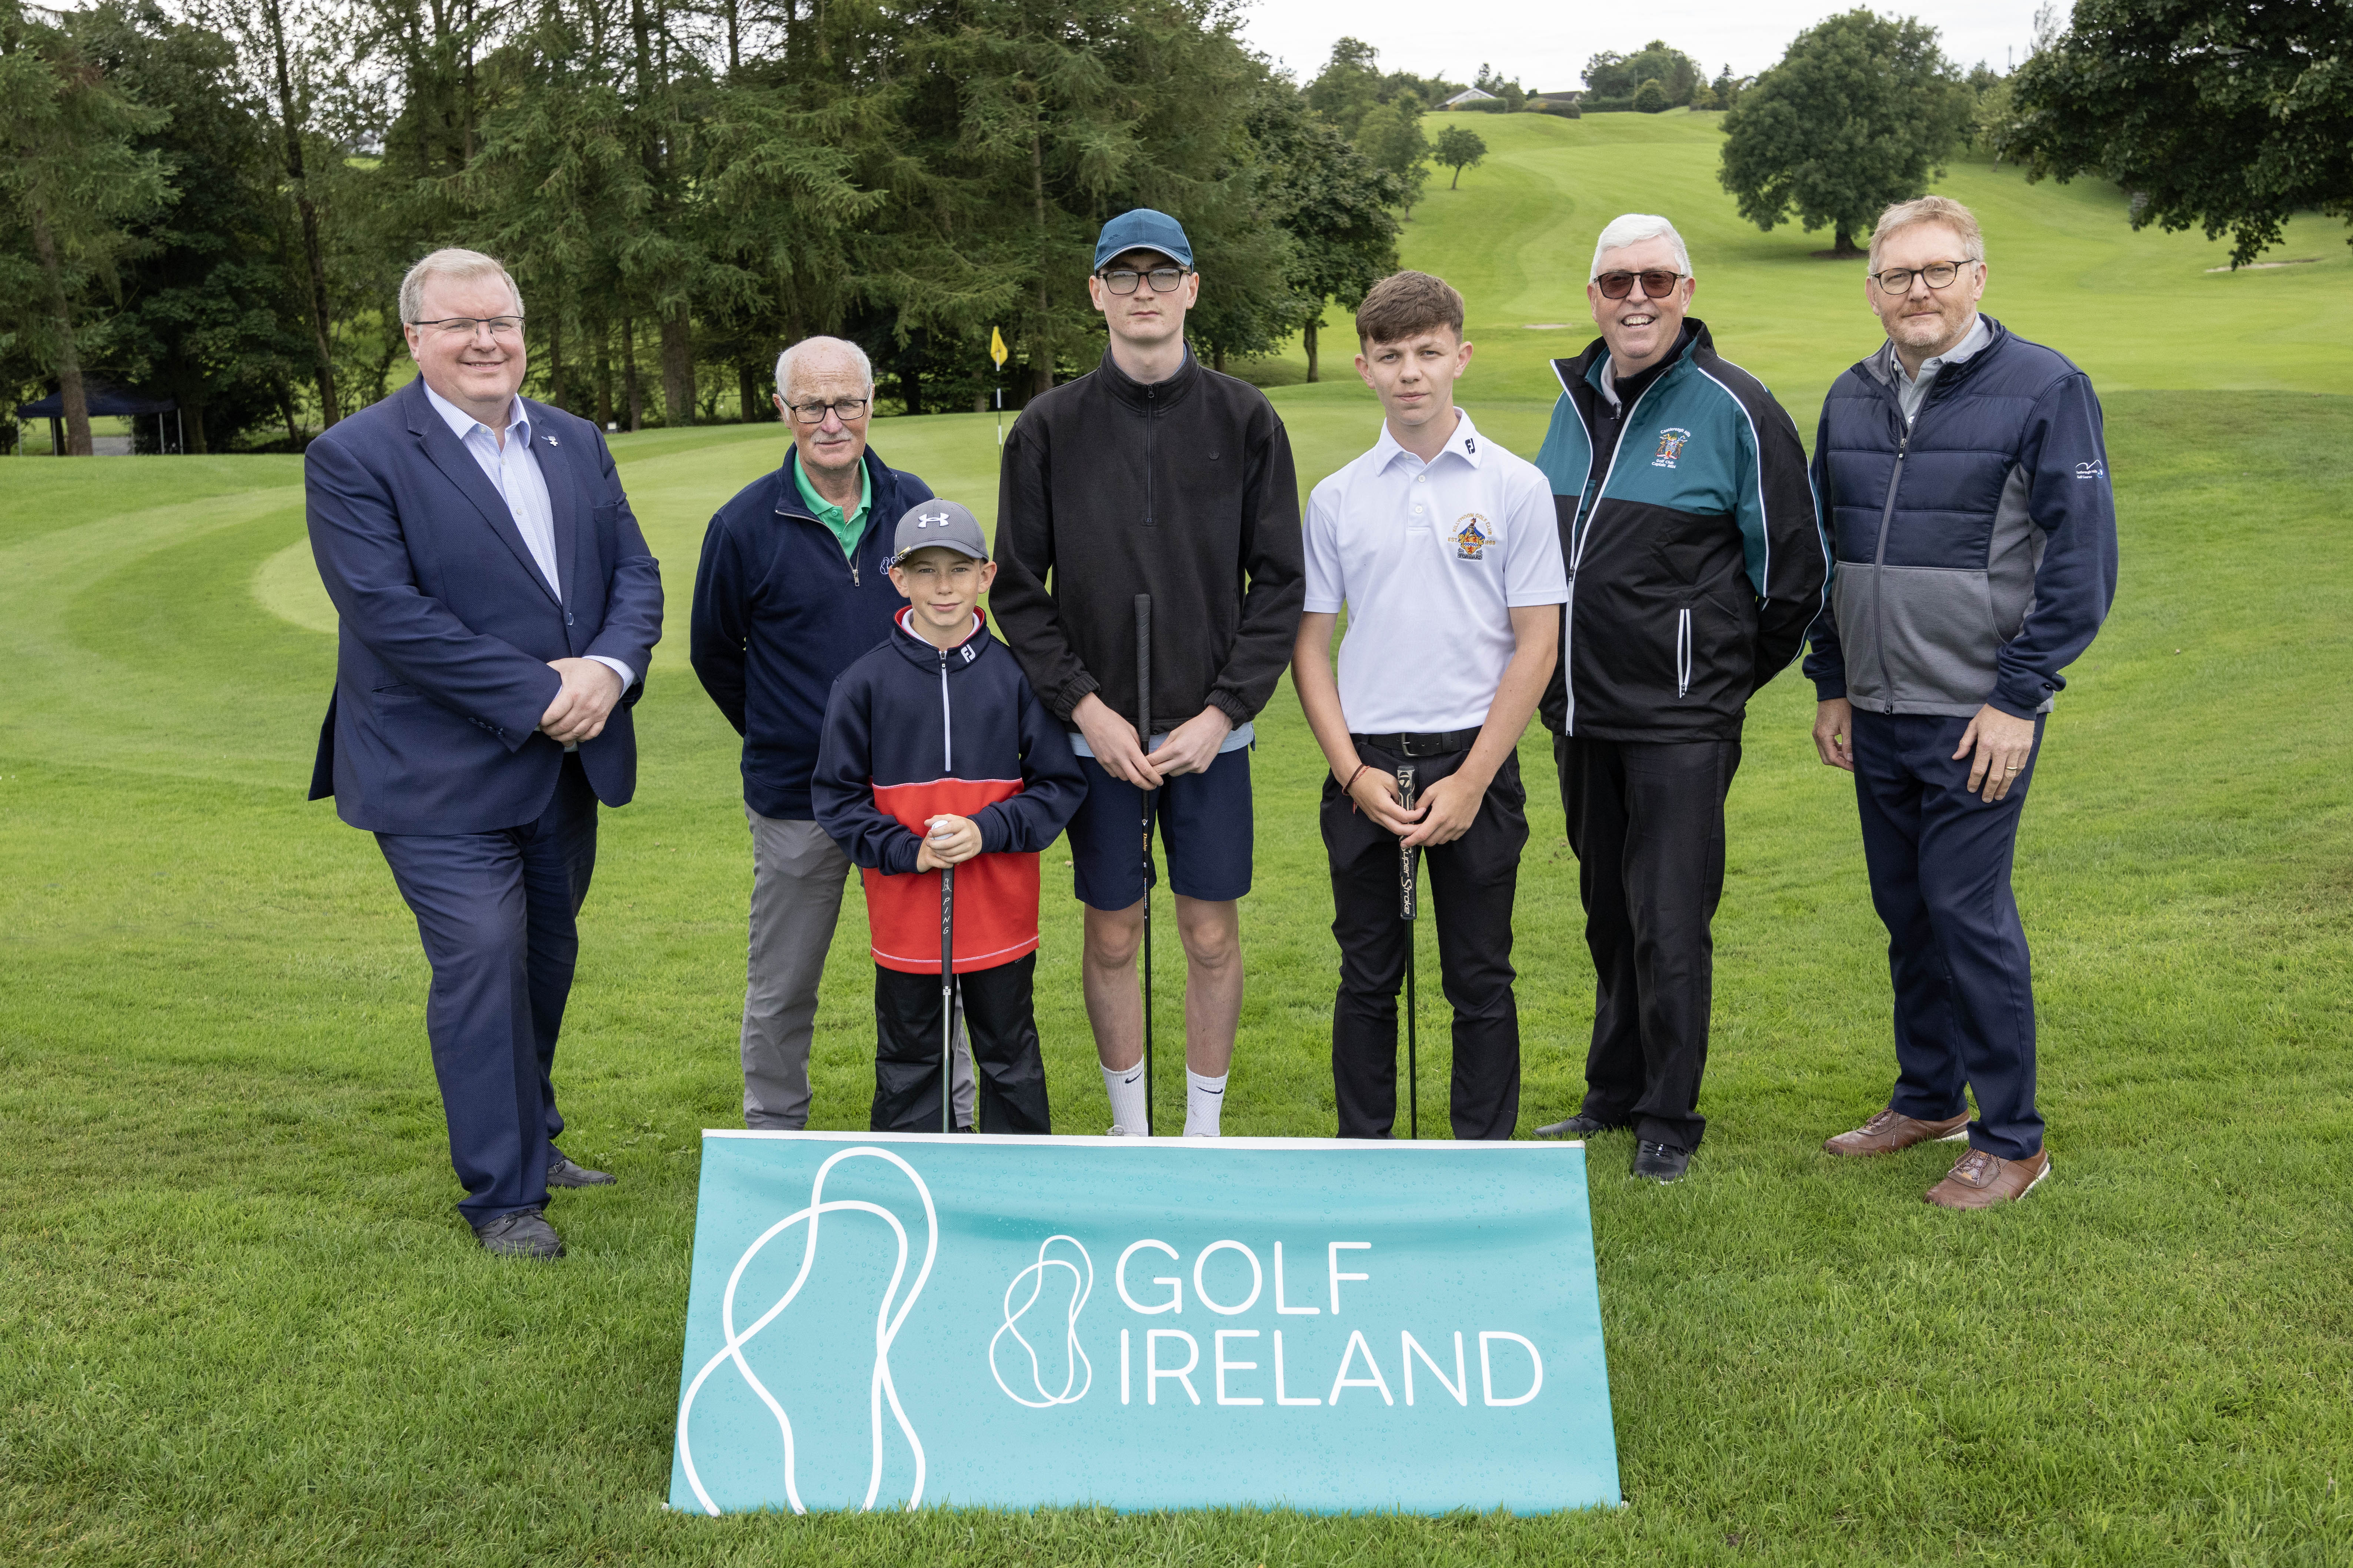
1594,269,1686,301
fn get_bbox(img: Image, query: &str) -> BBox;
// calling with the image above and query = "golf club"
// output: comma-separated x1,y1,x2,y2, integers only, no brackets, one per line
1135,594,1155,1137
1397,764,1420,1140
939,861,955,1135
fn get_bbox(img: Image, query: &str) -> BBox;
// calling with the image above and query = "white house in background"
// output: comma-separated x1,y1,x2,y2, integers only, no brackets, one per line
1439,87,1498,109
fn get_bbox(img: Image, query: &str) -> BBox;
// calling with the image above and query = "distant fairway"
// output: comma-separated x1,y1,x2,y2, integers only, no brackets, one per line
4,113,2351,1564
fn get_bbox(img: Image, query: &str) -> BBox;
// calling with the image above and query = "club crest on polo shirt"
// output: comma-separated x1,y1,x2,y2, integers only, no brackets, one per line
1450,514,1491,561
1652,427,1692,468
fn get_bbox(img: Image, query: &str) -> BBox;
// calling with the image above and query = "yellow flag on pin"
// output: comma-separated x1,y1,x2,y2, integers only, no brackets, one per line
989,326,1008,369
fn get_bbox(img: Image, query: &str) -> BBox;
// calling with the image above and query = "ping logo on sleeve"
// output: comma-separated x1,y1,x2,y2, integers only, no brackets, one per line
1652,428,1692,468
1450,515,1491,561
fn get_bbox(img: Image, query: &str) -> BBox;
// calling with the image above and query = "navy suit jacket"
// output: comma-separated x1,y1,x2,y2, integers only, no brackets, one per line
306,377,664,835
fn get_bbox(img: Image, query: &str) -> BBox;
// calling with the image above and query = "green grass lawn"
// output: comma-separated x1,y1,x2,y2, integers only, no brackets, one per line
5,114,2352,1564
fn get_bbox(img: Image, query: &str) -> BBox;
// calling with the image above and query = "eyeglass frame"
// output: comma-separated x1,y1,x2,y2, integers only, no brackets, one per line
408,315,527,338
1868,259,1981,294
1591,269,1689,301
1094,264,1193,296
781,396,872,425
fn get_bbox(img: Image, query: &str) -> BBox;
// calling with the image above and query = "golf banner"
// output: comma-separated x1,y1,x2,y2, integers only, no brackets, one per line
667,1132,1620,1515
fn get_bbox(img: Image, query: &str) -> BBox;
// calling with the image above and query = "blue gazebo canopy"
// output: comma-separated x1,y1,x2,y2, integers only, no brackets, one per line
17,382,177,418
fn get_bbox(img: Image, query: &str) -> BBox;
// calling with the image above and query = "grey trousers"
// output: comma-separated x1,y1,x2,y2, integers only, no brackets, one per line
742,808,971,1130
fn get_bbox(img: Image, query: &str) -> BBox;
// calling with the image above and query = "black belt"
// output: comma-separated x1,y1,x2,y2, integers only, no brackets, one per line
1351,729,1481,758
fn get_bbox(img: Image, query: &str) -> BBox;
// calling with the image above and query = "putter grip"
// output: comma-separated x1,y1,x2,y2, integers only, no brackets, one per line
1396,766,1418,921
1134,595,1152,748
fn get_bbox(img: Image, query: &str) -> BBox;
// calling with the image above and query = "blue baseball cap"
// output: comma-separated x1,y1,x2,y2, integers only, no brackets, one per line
1093,208,1193,271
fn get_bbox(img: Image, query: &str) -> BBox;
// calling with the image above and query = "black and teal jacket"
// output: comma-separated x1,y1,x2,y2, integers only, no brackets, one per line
1533,320,1828,741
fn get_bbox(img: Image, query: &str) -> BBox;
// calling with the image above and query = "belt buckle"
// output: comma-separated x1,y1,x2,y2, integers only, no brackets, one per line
1400,734,1432,758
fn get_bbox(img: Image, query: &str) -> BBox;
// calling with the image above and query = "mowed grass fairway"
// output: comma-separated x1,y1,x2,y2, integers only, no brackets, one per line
5,111,2352,1563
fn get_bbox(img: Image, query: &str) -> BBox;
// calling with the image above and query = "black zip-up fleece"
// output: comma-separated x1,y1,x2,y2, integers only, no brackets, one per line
990,347,1305,733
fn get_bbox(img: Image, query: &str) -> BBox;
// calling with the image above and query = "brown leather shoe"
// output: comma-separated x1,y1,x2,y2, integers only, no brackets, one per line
1822,1107,1970,1157
1924,1147,2050,1210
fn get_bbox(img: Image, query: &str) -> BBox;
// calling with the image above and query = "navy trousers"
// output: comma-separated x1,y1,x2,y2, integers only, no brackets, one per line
377,754,598,1223
1850,710,2046,1161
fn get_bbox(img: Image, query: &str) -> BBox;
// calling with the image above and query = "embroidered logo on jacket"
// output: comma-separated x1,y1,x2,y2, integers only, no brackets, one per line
2075,460,2105,479
1652,427,1693,468
1451,515,1492,561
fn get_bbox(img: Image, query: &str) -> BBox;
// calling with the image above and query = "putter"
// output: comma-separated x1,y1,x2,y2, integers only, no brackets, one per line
1397,765,1420,1140
939,862,955,1135
1135,595,1156,1137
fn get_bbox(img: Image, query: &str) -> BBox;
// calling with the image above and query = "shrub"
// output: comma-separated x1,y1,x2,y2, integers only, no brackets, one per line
1632,78,1671,113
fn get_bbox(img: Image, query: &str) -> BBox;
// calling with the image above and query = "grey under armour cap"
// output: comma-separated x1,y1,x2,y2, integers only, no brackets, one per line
889,499,989,564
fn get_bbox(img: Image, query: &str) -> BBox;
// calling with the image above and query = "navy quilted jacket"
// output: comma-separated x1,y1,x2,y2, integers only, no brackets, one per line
1804,316,2117,720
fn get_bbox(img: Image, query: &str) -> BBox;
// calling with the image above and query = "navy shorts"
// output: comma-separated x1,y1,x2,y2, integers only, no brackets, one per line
1065,748,1254,909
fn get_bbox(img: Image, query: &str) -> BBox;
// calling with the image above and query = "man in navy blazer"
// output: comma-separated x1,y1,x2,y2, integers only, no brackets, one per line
307,248,663,1258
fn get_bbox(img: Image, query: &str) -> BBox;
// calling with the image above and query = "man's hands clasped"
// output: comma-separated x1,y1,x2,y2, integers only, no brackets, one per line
540,658,624,744
1071,692,1232,789
1344,762,1486,849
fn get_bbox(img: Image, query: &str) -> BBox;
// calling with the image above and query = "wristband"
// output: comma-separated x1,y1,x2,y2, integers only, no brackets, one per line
1343,762,1369,796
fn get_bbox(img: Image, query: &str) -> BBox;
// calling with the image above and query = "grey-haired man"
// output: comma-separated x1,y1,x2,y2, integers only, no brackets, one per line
690,336,973,1130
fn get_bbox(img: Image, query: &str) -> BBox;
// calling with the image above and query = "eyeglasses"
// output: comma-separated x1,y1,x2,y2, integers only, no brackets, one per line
411,315,525,338
784,397,870,424
1593,270,1685,300
1097,266,1189,295
1870,260,1976,293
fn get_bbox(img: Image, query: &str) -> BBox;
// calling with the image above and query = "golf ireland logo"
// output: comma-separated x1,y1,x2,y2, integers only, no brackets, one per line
991,1235,1093,1407
670,1133,1620,1514
1652,427,1692,468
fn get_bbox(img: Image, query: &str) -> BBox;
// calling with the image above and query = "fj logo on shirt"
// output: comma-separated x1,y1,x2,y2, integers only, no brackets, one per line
1451,515,1491,561
1652,428,1693,468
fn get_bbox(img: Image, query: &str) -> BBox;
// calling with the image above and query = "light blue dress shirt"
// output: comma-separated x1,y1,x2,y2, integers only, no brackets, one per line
422,381,634,692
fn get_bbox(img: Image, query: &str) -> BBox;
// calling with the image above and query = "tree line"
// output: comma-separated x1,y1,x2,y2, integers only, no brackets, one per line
3,2,1432,455
10,0,2334,455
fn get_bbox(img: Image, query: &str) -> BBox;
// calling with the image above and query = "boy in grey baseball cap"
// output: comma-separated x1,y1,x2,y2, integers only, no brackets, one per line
812,499,1085,1133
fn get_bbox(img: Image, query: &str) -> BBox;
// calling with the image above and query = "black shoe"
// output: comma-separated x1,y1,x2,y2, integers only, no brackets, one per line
1631,1141,1691,1183
473,1207,565,1258
547,1149,615,1187
1536,1113,1627,1140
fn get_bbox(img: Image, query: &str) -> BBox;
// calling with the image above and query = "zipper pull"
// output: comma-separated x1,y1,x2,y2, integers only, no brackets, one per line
851,559,861,586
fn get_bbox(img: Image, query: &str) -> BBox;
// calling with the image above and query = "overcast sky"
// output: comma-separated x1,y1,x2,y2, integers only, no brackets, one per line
1238,0,2048,92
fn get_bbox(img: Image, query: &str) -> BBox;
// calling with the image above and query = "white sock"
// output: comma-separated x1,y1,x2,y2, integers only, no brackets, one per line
1184,1070,1228,1138
1102,1060,1148,1136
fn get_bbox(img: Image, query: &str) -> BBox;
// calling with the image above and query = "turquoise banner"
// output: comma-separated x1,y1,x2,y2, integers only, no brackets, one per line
668,1132,1619,1515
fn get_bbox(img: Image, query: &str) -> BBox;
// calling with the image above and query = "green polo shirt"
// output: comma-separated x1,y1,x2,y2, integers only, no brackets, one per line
793,456,872,560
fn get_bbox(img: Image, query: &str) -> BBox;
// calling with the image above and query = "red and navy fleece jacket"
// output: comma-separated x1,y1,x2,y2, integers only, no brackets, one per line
812,608,1085,975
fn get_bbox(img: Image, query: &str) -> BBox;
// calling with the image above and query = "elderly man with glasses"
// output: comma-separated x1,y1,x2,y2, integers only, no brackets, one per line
1805,196,2116,1209
691,335,975,1133
1526,213,1828,1182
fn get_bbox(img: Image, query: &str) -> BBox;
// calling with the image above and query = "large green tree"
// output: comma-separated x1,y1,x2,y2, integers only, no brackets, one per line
1995,0,2353,267
1247,88,1400,382
0,0,172,455
1584,40,1701,104
1718,10,1973,255
1354,98,1429,219
73,1,311,453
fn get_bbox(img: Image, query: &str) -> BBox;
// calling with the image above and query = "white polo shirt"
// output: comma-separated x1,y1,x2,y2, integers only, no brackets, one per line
1304,409,1567,735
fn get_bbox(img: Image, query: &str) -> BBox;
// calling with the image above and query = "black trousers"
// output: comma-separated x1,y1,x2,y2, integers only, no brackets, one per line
1323,743,1528,1140
1556,733,1740,1153
1852,710,2046,1160
872,954,1050,1134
